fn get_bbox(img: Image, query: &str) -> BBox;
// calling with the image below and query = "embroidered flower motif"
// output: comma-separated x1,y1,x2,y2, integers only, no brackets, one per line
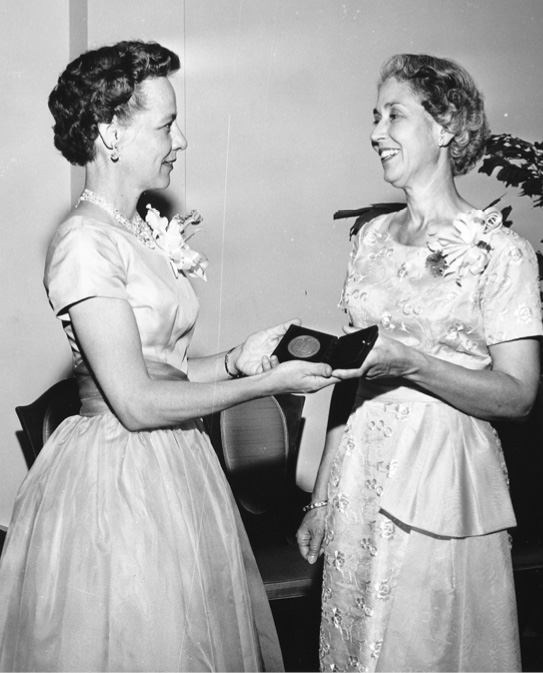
333,550,346,570
360,538,378,557
372,518,395,539
370,640,383,659
355,596,374,618
374,579,392,600
319,639,331,660
515,303,534,323
509,246,524,264
386,459,399,479
391,403,410,420
331,607,343,628
380,312,395,329
445,321,467,340
398,262,408,279
426,207,503,285
145,205,208,280
365,479,384,496
332,493,350,512
344,437,357,456
347,655,362,671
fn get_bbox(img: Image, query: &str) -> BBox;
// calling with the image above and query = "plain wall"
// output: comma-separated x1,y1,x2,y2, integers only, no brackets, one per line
1,0,72,529
1,0,542,527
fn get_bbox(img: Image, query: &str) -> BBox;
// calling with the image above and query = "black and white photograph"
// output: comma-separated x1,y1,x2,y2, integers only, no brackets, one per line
0,1,542,671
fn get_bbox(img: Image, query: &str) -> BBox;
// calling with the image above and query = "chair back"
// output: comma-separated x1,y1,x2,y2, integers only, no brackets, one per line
15,378,81,467
206,393,305,517
220,396,289,515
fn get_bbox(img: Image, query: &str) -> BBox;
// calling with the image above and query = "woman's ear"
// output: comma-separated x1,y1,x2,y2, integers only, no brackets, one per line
438,128,455,148
97,121,120,162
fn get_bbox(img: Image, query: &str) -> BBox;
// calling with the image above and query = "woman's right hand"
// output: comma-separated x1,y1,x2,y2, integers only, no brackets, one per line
332,331,416,382
229,319,301,376
297,507,327,564
264,359,339,394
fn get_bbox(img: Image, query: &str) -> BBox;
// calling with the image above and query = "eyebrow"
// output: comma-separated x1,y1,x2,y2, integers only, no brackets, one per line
373,101,406,115
160,112,177,124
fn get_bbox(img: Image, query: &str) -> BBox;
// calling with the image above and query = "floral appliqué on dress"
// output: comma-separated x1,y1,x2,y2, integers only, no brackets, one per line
426,207,503,286
145,206,208,280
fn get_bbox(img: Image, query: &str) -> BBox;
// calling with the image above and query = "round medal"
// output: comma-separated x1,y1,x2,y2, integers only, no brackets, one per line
287,335,321,359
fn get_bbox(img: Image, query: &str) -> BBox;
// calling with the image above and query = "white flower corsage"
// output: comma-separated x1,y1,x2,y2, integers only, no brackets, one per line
145,205,208,281
426,207,503,285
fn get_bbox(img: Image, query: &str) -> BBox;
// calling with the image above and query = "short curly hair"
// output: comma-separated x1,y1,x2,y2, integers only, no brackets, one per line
378,54,490,176
48,40,180,166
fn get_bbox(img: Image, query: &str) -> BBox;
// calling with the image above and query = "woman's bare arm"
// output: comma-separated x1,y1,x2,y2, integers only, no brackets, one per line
69,297,337,431
333,333,540,422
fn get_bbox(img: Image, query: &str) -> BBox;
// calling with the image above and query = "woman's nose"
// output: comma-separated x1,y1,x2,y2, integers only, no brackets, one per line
370,119,386,144
172,123,188,151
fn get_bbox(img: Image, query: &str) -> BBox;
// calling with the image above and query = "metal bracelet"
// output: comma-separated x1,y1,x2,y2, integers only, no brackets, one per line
224,347,243,379
302,499,329,513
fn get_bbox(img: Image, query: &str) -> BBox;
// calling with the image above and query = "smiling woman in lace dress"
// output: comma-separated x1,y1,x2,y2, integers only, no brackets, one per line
0,40,340,672
297,54,542,672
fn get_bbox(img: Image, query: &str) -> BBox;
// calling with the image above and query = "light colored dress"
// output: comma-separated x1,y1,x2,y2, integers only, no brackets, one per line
0,215,283,672
320,210,542,672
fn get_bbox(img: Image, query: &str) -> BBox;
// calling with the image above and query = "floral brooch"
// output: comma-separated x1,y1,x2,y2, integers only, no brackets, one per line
145,205,208,281
426,207,503,285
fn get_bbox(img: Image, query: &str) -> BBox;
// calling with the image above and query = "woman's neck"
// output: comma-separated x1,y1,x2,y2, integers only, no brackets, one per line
392,176,474,246
84,166,140,220
406,172,469,220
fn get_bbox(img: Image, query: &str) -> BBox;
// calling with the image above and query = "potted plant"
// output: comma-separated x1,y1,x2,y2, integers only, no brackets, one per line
478,133,543,297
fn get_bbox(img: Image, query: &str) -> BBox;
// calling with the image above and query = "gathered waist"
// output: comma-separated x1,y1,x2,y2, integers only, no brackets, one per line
75,360,188,417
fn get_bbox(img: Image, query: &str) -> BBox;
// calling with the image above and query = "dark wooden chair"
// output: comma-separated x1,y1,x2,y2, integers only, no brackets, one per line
13,379,322,603
204,394,323,601
15,377,81,469
0,380,82,558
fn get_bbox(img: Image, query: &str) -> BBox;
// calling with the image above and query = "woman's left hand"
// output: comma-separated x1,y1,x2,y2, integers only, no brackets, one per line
230,319,301,376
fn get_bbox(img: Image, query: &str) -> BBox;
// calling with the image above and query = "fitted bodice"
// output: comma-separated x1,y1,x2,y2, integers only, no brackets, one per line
340,210,542,370
44,214,200,376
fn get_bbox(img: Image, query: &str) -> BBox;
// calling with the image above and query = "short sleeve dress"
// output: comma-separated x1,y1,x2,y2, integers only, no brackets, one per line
320,209,542,672
0,215,283,672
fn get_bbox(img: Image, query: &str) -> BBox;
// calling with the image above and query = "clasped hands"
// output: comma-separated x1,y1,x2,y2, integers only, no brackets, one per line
233,319,412,382
228,319,338,394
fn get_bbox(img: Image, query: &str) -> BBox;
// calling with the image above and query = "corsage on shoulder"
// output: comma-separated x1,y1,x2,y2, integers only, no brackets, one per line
426,207,503,285
145,205,208,280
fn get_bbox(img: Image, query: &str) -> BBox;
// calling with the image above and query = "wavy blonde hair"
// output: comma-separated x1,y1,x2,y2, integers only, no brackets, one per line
379,54,490,176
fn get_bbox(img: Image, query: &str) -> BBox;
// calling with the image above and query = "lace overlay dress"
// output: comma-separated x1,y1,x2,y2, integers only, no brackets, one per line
320,211,542,672
0,215,283,672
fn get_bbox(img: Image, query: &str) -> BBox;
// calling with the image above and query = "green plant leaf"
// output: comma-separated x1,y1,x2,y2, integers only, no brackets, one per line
501,205,513,227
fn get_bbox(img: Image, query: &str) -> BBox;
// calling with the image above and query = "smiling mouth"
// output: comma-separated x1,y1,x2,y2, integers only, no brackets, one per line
379,149,400,162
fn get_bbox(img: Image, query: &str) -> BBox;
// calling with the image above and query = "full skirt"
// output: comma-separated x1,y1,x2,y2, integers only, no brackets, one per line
320,388,520,672
0,412,283,672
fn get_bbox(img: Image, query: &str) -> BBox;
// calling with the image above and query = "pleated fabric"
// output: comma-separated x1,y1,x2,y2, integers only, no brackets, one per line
0,411,283,672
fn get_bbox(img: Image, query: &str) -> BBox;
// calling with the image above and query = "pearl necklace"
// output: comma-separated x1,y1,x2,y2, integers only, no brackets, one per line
77,189,156,249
